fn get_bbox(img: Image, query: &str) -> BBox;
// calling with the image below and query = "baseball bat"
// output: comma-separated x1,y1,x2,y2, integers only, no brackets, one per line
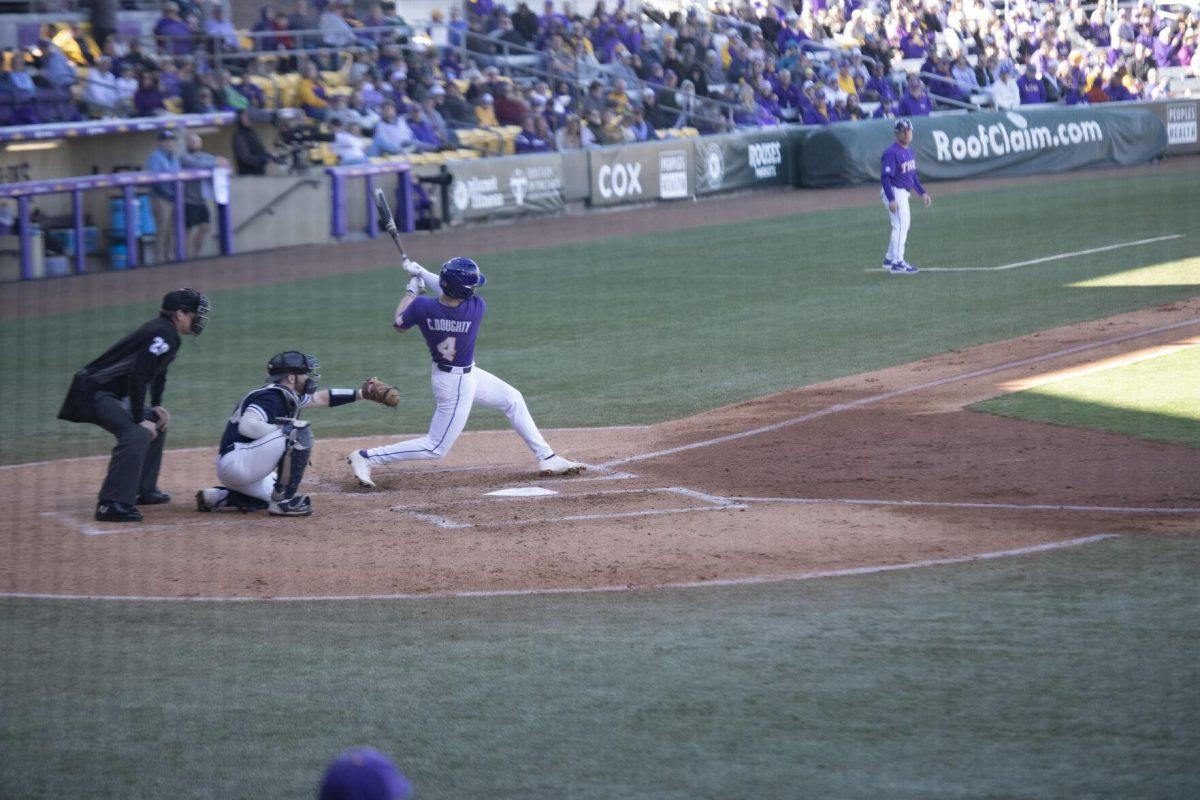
373,187,408,261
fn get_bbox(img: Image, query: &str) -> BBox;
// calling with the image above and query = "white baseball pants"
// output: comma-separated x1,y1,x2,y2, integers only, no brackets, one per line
882,188,911,265
364,364,553,465
215,429,287,501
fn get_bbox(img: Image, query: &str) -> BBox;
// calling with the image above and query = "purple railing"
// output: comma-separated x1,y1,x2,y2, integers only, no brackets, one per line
0,169,233,280
326,161,414,240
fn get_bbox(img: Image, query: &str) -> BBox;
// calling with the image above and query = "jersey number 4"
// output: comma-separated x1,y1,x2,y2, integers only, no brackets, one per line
436,336,457,362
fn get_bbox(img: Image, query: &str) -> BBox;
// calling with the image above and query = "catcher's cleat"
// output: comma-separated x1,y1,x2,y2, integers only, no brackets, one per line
538,454,586,477
348,449,375,488
95,501,142,523
137,490,171,505
195,487,229,512
268,494,313,517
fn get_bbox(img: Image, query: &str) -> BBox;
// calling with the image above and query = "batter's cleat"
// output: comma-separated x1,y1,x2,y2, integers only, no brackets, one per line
95,501,142,523
268,494,313,517
195,487,229,512
538,454,586,476
137,490,171,505
889,261,919,274
348,449,375,488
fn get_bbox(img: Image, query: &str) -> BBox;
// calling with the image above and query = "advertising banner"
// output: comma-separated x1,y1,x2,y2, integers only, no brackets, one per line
445,153,565,221
693,129,793,194
1146,99,1199,154
588,139,693,207
797,106,1168,187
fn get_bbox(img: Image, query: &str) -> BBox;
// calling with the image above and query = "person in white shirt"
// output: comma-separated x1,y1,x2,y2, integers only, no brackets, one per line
369,101,414,156
330,119,369,165
989,64,1021,109
115,63,139,116
84,56,120,117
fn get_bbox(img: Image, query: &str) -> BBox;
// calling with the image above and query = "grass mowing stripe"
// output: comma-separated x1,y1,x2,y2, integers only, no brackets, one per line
3,169,1198,464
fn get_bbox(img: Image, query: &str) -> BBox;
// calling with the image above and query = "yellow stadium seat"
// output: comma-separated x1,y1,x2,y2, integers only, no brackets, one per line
163,97,183,114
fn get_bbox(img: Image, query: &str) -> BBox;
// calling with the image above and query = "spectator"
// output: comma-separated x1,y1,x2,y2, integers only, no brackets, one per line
406,105,441,151
115,62,138,115
204,4,241,54
6,54,37,107
297,60,330,119
514,114,551,152
155,2,193,57
493,82,527,125
1106,68,1132,102
626,106,652,141
330,118,369,164
1016,62,1047,104
951,53,980,96
83,56,120,117
990,63,1020,109
422,91,455,147
289,0,319,50
1084,68,1110,103
147,130,181,262
555,113,596,149
441,81,475,126
371,101,414,156
897,74,932,116
318,748,411,800
640,86,672,130
475,92,499,126
320,1,358,49
39,42,78,90
233,109,272,175
177,131,227,258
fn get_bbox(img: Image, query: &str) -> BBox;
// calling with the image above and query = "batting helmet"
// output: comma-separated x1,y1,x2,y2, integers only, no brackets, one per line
160,288,211,335
266,351,320,394
439,256,486,300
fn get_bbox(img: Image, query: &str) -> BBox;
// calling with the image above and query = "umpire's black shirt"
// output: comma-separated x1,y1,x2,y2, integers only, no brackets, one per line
58,315,180,425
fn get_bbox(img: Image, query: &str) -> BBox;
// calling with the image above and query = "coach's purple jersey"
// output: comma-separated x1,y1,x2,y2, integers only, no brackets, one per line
397,295,486,368
881,142,925,201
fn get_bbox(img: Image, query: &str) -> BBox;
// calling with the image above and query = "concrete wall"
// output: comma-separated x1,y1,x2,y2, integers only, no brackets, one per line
230,174,332,253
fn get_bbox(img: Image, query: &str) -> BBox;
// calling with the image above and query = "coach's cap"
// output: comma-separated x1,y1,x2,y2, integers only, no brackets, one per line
894,118,913,132
319,748,412,800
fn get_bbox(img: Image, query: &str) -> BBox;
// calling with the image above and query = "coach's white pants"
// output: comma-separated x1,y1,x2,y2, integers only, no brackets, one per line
883,188,911,265
365,364,553,465
215,429,286,501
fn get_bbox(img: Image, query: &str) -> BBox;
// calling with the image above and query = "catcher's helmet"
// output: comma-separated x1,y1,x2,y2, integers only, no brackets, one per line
160,288,211,335
439,256,486,300
266,351,320,394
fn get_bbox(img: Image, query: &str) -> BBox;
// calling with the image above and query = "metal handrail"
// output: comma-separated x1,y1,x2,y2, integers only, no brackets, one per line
917,70,993,111
233,177,320,235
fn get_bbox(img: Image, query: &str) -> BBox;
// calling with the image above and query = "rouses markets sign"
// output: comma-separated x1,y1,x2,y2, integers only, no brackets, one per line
693,130,791,195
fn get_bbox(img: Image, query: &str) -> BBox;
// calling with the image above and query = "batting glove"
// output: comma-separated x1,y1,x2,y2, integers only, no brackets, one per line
406,276,424,295
403,259,424,277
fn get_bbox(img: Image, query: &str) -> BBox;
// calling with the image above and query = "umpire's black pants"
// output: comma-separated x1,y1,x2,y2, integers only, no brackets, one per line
92,393,166,506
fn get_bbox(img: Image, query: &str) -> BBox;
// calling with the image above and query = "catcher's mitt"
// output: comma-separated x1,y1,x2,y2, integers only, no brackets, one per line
361,377,400,408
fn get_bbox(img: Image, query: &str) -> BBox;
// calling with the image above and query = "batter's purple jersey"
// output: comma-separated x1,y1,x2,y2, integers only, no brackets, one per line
397,295,486,368
881,142,926,201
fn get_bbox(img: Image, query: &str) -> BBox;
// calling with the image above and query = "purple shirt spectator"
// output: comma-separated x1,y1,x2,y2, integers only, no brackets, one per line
155,14,193,56
134,84,166,116
897,88,932,117
1016,73,1046,104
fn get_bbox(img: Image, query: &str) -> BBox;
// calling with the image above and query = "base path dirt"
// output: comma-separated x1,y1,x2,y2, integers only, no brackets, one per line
4,299,1198,600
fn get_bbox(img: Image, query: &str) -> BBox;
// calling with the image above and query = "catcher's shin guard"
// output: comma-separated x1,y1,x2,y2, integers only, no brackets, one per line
273,421,314,502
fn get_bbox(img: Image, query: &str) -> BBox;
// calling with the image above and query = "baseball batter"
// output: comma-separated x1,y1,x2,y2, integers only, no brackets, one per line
196,351,399,516
347,257,583,488
881,118,931,275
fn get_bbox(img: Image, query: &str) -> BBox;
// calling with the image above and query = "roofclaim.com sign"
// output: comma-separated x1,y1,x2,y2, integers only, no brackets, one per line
931,112,1103,162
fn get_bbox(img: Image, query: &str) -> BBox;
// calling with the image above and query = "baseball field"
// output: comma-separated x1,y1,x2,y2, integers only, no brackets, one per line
2,159,1198,798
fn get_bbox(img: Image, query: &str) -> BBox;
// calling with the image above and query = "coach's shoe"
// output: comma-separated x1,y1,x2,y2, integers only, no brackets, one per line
195,487,229,512
268,494,314,517
882,259,893,271
889,261,919,275
137,490,171,505
95,501,142,523
348,449,375,488
538,454,586,476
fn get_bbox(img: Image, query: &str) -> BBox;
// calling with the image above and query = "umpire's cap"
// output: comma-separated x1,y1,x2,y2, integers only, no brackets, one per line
895,118,913,133
160,288,211,335
318,748,412,800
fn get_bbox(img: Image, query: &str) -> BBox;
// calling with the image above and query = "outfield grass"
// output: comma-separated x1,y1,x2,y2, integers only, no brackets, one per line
2,535,1197,799
2,168,1197,464
974,344,1200,448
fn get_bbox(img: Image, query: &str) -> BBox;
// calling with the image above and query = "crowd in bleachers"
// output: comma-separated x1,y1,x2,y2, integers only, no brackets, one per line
1,0,1198,160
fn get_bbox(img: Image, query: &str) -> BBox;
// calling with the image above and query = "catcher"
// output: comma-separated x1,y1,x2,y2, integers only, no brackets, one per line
195,351,399,517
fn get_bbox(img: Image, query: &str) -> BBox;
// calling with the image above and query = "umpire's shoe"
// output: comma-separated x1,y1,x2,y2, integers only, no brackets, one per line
95,501,142,523
269,494,314,517
137,490,171,505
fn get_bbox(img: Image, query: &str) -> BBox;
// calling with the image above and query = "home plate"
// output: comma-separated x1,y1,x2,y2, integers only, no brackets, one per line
486,487,559,497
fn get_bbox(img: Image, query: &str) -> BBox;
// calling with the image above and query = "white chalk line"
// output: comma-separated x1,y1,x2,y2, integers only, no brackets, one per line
0,533,1117,603
600,314,1200,468
863,234,1184,273
728,496,1200,515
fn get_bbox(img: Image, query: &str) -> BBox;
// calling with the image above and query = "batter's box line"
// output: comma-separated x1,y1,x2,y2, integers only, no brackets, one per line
727,496,1200,515
391,486,747,529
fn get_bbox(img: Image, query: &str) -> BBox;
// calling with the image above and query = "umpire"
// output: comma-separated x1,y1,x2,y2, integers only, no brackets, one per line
58,288,211,522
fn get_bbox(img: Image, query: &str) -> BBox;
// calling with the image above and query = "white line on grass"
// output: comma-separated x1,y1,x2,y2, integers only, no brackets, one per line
864,234,1183,273
0,533,1117,602
600,315,1200,468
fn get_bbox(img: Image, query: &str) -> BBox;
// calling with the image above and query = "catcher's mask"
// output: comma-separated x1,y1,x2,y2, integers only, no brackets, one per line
439,256,486,300
161,288,211,335
267,351,320,395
